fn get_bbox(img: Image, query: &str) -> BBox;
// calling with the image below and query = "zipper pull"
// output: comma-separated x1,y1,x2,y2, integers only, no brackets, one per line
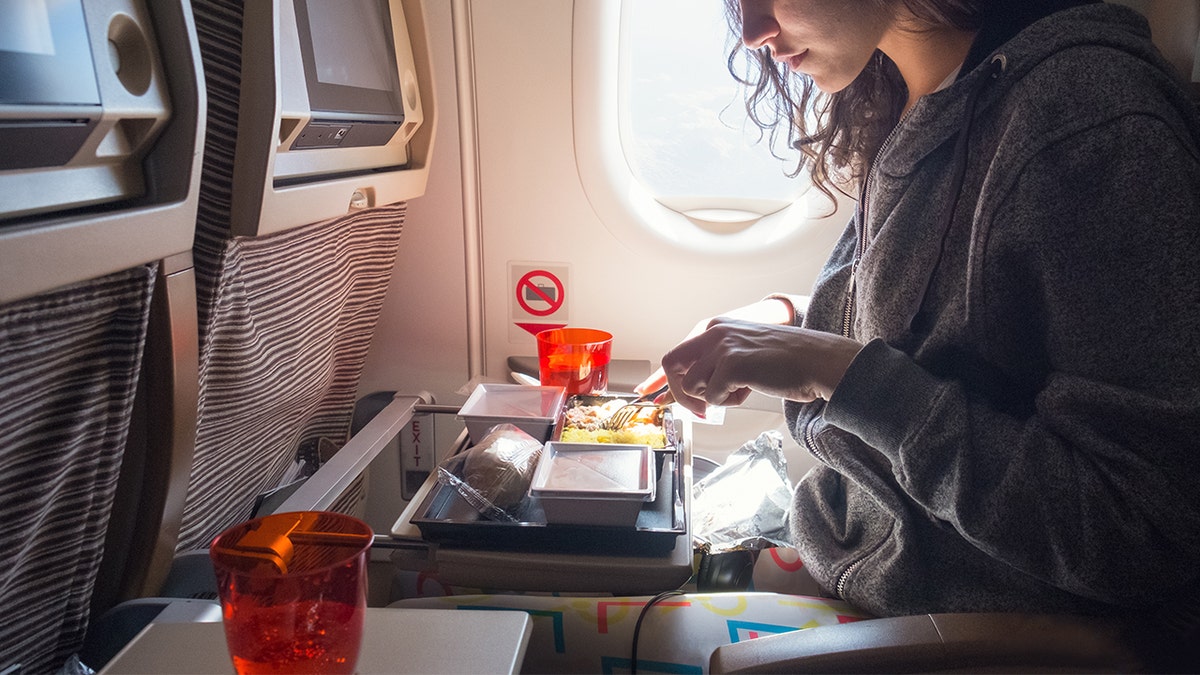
841,272,856,338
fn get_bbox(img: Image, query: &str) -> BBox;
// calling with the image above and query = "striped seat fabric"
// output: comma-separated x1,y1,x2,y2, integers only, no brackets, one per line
176,205,405,553
0,267,155,674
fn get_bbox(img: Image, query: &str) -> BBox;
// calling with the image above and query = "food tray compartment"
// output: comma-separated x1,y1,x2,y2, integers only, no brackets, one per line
530,442,655,527
411,449,685,555
456,382,566,443
557,394,680,451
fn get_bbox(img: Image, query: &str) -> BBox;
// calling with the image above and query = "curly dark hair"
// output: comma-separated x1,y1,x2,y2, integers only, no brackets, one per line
723,0,985,203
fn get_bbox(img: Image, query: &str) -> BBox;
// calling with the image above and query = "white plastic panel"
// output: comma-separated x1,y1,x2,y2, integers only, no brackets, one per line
229,0,436,237
0,0,204,303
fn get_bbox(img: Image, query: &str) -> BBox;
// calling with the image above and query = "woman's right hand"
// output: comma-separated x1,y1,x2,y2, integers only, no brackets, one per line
634,296,804,405
660,320,862,417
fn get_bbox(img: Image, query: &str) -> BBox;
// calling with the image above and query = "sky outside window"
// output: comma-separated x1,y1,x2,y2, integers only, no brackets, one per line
622,0,806,205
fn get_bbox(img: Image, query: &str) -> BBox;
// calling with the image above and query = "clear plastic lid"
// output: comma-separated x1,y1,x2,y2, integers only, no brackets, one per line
531,442,653,500
457,383,566,421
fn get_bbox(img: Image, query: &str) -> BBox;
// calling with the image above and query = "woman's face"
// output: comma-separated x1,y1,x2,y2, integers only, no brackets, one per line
738,0,895,92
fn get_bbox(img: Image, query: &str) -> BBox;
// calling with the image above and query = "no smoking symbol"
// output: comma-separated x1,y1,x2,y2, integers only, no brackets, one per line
516,270,564,317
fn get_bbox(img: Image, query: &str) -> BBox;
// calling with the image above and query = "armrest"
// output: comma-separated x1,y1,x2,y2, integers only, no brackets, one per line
274,393,423,513
708,612,1144,673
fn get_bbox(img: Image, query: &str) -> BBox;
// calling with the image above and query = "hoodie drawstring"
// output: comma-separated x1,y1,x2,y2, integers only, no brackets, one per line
906,55,1006,332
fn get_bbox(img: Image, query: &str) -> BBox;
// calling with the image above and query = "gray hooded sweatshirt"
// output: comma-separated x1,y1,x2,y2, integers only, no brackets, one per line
785,2,1200,622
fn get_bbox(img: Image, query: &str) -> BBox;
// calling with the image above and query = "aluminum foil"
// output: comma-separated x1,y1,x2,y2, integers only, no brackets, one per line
692,430,793,553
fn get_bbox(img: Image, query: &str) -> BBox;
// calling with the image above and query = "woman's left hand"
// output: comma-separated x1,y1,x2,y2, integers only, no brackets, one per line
660,319,864,417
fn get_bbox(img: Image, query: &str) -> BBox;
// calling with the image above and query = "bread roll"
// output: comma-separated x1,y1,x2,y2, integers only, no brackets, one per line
461,423,543,510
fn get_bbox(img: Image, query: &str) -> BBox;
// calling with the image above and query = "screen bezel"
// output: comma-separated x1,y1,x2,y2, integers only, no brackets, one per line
292,0,405,119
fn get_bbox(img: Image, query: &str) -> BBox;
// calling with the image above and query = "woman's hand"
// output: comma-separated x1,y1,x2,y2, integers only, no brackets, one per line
633,316,712,403
633,296,808,405
660,320,863,417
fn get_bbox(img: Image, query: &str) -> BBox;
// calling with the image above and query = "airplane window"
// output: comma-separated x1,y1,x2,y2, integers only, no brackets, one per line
621,0,806,218
572,1,849,258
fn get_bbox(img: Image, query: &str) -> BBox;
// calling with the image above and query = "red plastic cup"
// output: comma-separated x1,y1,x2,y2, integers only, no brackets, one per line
209,511,374,675
536,327,613,395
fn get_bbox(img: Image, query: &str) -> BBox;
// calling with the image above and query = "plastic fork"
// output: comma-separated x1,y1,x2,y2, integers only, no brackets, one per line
602,384,668,431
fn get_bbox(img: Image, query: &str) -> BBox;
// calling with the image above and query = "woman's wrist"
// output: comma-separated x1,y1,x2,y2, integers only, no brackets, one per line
707,296,798,330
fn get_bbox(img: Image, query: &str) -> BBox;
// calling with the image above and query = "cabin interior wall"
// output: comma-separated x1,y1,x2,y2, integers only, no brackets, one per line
469,1,847,476
1113,0,1200,79
358,0,468,530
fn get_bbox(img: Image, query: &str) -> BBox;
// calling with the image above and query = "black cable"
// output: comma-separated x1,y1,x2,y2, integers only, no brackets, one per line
630,589,686,675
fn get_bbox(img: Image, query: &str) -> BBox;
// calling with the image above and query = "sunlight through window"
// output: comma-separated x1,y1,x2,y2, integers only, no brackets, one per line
621,0,807,214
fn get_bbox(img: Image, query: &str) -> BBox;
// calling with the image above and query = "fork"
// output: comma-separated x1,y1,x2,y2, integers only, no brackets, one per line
602,384,668,431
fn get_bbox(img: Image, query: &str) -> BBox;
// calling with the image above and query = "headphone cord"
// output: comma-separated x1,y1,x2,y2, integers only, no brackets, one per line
630,590,686,675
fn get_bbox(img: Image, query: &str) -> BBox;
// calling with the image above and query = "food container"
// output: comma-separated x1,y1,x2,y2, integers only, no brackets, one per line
456,383,566,443
529,441,655,527
559,394,674,449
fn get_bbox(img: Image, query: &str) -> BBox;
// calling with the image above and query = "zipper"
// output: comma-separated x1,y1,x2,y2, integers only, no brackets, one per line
840,195,867,338
841,112,910,339
802,412,823,462
835,556,867,599
832,110,914,600
835,533,889,600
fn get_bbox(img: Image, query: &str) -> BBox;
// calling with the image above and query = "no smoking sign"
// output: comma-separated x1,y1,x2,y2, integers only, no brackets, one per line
509,262,569,338
516,269,563,316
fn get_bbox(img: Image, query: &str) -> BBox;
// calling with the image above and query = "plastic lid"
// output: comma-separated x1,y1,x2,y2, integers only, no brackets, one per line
457,383,566,421
209,511,373,576
531,442,653,499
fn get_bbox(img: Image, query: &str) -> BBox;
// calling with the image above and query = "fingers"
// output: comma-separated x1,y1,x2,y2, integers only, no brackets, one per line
657,318,862,414
661,321,762,414
661,350,706,417
694,350,752,408
658,314,792,415
634,369,667,397
720,387,752,408
662,331,727,416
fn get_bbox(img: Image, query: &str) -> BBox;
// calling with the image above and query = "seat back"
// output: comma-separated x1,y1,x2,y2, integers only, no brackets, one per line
0,0,205,668
176,204,408,551
1116,0,1200,107
88,255,203,628
1130,0,1199,82
0,269,156,674
170,0,411,554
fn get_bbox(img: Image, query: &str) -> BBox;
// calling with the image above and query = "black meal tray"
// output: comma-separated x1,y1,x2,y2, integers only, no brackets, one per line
411,449,686,556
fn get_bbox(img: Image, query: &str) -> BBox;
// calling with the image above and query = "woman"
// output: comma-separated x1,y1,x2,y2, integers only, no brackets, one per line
402,3,1199,671
646,0,1200,655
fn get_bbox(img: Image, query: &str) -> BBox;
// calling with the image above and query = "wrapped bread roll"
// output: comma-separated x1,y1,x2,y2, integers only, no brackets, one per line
461,423,543,510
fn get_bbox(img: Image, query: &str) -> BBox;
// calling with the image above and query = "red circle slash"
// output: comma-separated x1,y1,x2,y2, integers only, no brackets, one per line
516,270,565,317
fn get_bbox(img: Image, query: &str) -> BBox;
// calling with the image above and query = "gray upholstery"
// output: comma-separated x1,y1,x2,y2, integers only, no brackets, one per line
189,0,243,344
0,267,155,674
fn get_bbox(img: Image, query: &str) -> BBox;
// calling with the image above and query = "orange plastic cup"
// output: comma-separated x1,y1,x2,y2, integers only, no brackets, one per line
536,327,613,395
209,511,374,675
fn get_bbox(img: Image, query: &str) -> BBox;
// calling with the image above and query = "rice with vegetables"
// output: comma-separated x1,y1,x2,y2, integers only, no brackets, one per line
561,399,667,448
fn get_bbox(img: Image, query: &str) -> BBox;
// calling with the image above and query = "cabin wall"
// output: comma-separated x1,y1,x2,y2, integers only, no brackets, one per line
460,0,840,388
360,1,468,403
